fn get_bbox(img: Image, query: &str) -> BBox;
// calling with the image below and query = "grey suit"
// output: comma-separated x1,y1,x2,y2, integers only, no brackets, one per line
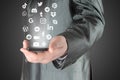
21,0,105,80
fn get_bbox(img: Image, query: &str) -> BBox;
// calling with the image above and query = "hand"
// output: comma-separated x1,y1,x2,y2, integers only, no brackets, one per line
20,36,67,64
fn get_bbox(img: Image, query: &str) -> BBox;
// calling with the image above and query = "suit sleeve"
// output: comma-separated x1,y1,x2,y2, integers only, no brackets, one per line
53,0,105,69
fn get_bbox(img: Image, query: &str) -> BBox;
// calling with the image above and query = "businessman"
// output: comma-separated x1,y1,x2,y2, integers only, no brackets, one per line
20,0,105,80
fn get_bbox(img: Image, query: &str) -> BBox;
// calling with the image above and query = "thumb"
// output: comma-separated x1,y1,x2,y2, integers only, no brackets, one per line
23,40,29,49
49,36,65,49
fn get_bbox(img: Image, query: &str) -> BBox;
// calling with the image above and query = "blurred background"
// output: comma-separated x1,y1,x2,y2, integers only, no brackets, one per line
0,0,120,80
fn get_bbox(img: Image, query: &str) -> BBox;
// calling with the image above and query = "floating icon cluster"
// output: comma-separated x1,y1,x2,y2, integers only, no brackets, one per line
22,1,58,48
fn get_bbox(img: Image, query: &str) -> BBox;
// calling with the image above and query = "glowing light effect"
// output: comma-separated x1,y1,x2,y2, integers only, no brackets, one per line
22,1,58,50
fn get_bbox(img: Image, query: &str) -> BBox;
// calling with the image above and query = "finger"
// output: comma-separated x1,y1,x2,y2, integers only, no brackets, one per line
20,48,39,63
20,48,38,56
20,48,46,63
23,40,29,49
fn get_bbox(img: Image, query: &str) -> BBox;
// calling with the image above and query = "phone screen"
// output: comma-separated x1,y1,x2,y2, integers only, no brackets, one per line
22,1,58,51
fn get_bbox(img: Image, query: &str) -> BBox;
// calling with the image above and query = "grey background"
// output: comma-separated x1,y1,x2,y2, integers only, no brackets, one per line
0,0,120,80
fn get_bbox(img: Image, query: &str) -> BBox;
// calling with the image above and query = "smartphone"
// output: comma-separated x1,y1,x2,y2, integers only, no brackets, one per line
22,1,58,51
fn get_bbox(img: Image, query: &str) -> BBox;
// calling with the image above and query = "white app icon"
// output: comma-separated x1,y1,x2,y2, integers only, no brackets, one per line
38,2,43,7
33,36,40,40
26,34,32,40
23,25,29,32
40,18,47,24
44,7,50,12
41,42,47,47
28,18,34,23
31,8,37,13
52,3,58,9
47,24,54,30
22,3,27,9
40,12,43,17
33,42,40,47
34,27,40,32
22,11,27,16
51,12,56,17
53,20,58,24
46,34,52,40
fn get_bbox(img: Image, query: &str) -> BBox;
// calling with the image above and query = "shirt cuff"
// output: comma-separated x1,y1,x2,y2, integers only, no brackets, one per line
52,55,67,69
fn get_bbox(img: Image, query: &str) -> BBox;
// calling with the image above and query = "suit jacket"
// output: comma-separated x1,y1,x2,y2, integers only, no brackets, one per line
21,0,105,80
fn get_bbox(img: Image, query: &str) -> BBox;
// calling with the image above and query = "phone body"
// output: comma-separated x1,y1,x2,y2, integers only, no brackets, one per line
22,1,58,51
